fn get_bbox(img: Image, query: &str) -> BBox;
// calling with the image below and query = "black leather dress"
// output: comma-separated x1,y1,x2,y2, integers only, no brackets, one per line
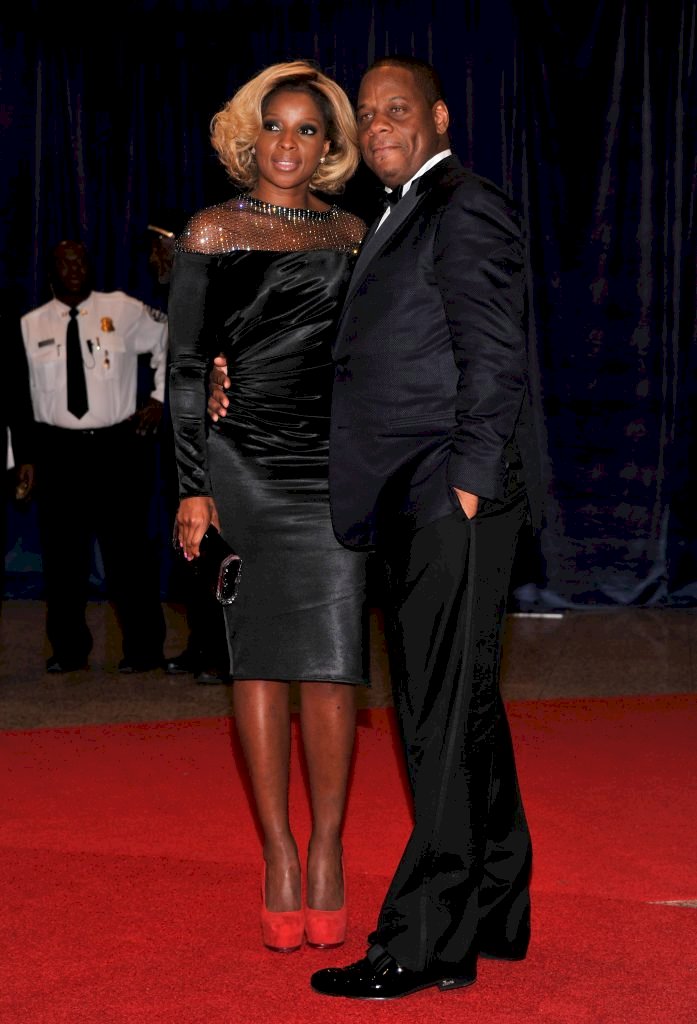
167,196,369,684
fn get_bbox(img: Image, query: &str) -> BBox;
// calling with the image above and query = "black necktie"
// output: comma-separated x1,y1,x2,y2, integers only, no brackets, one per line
382,184,404,209
66,307,88,419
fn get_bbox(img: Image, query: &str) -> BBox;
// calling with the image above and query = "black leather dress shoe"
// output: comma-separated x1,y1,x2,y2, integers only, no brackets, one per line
479,945,528,962
46,656,88,674
118,656,164,674
310,946,476,1000
165,649,198,675
195,667,231,685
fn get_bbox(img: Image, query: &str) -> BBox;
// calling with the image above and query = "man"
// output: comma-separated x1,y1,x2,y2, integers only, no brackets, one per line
209,56,541,999
1,301,36,607
146,220,178,290
20,240,168,673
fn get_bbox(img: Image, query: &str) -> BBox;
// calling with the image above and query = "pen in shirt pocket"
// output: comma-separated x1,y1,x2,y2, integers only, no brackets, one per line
86,338,109,370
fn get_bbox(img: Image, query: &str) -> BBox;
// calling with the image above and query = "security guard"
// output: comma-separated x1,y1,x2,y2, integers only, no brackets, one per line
21,239,168,673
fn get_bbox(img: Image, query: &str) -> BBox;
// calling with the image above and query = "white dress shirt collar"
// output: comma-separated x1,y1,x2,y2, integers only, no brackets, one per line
384,148,452,200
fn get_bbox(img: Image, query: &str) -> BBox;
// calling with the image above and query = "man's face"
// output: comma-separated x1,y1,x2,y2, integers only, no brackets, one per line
355,66,449,188
52,241,90,298
149,235,175,285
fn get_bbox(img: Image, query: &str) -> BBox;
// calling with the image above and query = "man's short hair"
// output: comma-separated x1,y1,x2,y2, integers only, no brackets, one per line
366,56,446,107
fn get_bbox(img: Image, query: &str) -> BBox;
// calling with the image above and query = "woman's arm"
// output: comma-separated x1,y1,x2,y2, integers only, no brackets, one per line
167,250,220,557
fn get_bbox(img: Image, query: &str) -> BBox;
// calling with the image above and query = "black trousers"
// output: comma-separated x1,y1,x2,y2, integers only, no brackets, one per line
372,495,532,974
168,553,231,670
36,424,166,665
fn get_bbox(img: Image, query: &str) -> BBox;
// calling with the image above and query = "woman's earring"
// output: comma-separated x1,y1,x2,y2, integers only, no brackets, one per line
320,156,326,163
251,146,256,156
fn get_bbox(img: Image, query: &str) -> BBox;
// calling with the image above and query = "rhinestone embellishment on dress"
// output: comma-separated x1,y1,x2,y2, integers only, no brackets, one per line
177,194,364,256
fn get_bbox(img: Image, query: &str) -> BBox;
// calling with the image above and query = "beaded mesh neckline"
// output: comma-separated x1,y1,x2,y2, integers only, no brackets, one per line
242,195,338,221
177,195,365,256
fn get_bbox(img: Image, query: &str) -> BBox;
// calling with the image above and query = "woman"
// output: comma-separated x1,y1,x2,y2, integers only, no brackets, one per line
167,60,368,954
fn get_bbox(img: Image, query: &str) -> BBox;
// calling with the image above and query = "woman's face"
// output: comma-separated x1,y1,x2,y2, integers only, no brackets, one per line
253,88,330,203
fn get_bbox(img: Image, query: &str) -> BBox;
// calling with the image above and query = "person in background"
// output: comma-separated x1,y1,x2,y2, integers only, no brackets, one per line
145,217,231,685
146,220,178,291
1,299,36,609
20,239,168,673
167,60,369,955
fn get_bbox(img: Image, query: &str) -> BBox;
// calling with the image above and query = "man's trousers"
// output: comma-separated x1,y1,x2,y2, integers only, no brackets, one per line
372,494,532,975
36,423,166,666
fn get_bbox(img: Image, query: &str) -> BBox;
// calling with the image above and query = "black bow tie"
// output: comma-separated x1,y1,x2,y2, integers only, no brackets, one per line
383,184,404,208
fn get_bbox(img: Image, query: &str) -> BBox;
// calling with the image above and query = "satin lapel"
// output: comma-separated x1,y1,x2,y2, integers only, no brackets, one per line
338,157,460,331
334,190,424,348
334,157,463,352
346,186,422,297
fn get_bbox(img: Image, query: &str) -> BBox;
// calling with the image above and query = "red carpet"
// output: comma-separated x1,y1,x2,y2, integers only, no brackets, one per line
1,695,696,1023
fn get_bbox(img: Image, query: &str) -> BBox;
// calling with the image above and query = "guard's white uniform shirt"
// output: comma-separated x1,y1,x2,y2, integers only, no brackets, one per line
20,290,168,429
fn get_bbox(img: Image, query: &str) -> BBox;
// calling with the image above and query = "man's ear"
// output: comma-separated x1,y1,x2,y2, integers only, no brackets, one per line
433,100,450,137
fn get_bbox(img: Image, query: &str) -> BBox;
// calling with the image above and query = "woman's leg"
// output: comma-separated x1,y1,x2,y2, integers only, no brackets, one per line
233,679,301,912
300,682,356,910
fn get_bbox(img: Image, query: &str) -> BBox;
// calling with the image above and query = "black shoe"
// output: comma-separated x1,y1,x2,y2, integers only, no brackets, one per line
164,649,198,675
118,655,164,674
195,667,231,685
46,655,88,674
310,946,476,1001
479,945,528,962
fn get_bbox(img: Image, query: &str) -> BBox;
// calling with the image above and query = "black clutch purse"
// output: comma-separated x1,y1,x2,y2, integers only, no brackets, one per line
173,523,242,605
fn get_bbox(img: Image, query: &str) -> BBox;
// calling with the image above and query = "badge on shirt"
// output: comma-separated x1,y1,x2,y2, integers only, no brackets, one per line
37,338,55,348
100,317,115,332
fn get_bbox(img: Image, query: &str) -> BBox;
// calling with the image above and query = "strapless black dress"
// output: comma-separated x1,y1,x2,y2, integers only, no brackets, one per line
167,198,368,684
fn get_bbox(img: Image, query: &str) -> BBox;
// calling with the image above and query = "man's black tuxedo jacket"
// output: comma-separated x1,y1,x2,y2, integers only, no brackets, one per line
329,155,541,551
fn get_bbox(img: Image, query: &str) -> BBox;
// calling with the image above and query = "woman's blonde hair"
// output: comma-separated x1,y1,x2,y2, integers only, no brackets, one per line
210,60,359,194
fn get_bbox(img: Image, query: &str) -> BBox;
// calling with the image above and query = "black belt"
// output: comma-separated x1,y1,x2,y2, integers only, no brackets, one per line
38,421,131,438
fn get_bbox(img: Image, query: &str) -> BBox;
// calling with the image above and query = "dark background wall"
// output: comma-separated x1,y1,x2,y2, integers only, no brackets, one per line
2,0,696,608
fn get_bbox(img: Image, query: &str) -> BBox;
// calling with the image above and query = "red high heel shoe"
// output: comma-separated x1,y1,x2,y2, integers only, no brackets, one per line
261,867,304,953
305,865,347,948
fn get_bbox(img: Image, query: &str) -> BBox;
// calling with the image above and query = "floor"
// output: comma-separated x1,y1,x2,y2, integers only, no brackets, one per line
1,599,695,731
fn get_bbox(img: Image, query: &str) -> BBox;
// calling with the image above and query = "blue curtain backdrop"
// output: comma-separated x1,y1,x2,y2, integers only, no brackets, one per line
2,0,696,608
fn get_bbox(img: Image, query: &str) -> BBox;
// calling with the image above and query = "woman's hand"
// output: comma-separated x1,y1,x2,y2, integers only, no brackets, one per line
175,496,220,559
207,354,230,422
